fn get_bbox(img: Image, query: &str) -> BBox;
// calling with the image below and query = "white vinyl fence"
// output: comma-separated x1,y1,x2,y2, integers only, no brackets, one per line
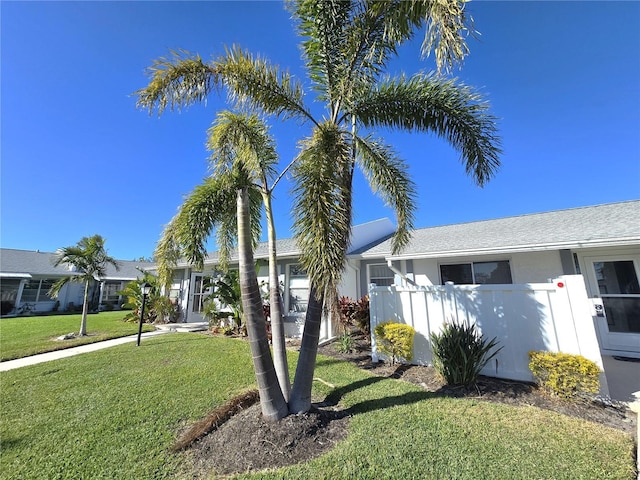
369,275,606,390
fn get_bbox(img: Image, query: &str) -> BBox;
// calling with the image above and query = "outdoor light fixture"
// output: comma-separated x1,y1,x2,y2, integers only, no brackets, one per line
136,282,152,347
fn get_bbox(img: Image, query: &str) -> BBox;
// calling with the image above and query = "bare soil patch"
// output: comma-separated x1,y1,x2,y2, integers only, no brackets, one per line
183,333,636,478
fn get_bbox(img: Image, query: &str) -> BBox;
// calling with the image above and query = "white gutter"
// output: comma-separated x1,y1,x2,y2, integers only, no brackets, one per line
0,273,32,279
383,237,640,261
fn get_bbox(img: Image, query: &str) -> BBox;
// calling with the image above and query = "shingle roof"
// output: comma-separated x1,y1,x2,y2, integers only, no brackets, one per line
192,237,302,266
0,249,155,280
189,218,396,267
359,200,640,259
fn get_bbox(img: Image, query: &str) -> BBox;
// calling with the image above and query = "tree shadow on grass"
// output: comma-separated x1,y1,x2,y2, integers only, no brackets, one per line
316,364,435,417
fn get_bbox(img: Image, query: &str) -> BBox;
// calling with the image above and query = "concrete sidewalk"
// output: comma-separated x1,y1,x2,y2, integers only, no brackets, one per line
0,330,169,372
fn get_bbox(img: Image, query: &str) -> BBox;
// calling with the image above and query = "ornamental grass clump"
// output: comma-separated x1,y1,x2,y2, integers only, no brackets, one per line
374,321,415,365
528,351,601,399
430,321,502,387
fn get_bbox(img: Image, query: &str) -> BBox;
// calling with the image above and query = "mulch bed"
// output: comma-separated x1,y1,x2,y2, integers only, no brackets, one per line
182,332,636,478
318,334,636,436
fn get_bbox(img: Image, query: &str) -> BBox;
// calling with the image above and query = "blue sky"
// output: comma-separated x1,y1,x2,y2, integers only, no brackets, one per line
2,1,638,261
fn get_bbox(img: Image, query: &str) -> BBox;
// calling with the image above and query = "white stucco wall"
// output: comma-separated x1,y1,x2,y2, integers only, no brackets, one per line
509,251,564,283
338,261,360,299
405,251,565,286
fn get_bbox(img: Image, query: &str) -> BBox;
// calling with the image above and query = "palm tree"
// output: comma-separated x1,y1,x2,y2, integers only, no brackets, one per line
153,112,292,417
50,235,119,336
136,0,501,418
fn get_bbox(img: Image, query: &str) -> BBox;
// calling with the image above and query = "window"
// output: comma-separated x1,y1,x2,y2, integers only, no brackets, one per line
369,264,395,286
440,261,512,285
191,275,212,314
288,264,309,313
20,278,56,302
102,282,122,304
38,279,56,301
593,260,640,333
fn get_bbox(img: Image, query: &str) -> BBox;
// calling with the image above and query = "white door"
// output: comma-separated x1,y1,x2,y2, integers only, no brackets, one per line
187,273,211,323
584,256,640,357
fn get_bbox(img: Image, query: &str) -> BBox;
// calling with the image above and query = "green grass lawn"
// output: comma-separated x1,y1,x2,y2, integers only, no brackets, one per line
0,334,635,480
0,311,154,361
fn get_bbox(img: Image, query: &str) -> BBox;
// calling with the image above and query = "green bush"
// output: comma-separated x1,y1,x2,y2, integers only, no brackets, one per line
374,321,415,365
528,351,601,398
336,333,355,354
430,321,502,387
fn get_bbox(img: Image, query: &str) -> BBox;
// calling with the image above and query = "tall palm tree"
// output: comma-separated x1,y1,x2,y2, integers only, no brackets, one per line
154,112,292,417
136,0,501,418
50,235,119,336
207,111,292,400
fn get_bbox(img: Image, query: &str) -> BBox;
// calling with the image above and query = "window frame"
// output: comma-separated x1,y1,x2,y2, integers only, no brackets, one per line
439,260,513,285
286,264,309,314
368,263,395,287
20,278,57,302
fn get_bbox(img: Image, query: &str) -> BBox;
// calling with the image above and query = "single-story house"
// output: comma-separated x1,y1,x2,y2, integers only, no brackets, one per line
0,249,154,316
169,200,638,358
354,200,640,359
165,218,397,341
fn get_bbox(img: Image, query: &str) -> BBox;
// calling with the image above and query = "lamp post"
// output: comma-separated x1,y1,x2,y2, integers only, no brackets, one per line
136,282,152,346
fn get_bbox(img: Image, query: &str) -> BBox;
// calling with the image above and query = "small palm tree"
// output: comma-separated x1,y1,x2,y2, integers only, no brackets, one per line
203,271,243,328
50,235,119,336
118,272,166,323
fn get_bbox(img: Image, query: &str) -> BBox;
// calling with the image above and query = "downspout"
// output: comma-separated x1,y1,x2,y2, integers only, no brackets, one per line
387,260,417,287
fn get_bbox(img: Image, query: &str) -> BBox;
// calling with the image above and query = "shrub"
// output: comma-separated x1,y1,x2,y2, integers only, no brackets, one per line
374,321,415,365
338,296,371,335
352,296,371,335
336,333,355,354
430,321,502,387
528,351,601,398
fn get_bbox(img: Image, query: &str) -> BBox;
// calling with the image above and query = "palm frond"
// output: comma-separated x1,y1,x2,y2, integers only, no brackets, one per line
374,0,472,73
290,0,353,104
52,235,119,281
355,135,416,254
354,73,501,186
154,174,263,279
206,111,278,186
163,176,237,272
135,49,220,115
154,217,184,289
48,276,72,299
215,46,315,125
291,122,352,298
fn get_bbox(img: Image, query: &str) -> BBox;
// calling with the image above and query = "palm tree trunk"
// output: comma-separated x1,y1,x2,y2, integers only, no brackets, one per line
237,187,288,422
288,285,324,414
79,280,90,336
263,191,291,401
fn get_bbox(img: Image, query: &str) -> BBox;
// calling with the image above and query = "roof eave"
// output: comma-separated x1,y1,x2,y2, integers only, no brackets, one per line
384,237,640,261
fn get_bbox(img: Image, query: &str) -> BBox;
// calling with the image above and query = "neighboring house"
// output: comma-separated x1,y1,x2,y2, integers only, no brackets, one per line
0,249,154,315
354,200,640,359
165,218,397,341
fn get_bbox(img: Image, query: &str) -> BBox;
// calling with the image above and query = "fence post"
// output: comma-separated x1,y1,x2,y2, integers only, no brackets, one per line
557,275,609,397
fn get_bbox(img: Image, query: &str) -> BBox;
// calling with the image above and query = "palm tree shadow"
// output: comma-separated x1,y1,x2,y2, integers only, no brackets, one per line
316,365,434,417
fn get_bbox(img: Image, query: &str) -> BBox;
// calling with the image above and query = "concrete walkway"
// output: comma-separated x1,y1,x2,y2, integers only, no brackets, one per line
0,330,169,372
